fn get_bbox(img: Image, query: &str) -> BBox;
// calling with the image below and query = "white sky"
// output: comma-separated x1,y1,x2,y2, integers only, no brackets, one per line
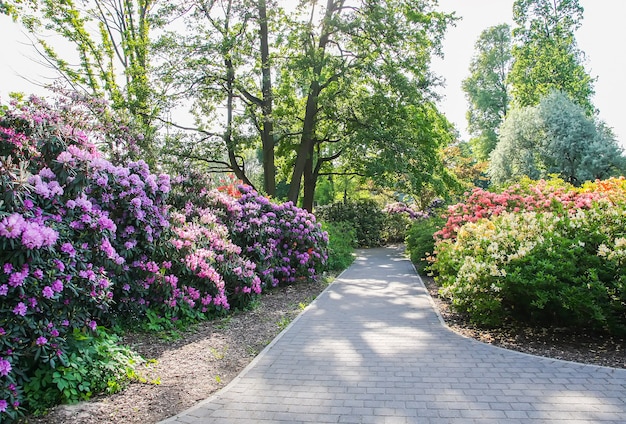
1,0,624,145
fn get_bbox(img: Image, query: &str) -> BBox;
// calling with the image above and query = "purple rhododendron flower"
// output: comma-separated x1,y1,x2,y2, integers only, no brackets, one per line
8,265,28,287
0,358,10,376
61,242,76,257
100,237,117,259
0,213,26,239
0,399,7,412
42,286,54,299
13,302,27,316
52,279,64,293
40,226,59,246
54,259,65,272
0,285,7,296
21,222,44,249
56,151,73,163
36,336,48,346
88,320,97,331
97,216,116,232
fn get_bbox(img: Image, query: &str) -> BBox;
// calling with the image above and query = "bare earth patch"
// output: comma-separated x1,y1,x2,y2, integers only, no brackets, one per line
21,269,626,424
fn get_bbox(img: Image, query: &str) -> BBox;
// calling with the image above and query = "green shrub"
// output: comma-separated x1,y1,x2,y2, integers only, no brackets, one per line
381,213,411,244
405,215,445,272
316,199,385,247
23,328,142,414
432,202,626,333
322,221,357,272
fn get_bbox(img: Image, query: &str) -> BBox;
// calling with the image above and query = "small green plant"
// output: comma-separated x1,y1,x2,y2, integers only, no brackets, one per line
246,346,259,356
24,328,143,413
277,316,291,331
298,295,317,311
208,346,228,360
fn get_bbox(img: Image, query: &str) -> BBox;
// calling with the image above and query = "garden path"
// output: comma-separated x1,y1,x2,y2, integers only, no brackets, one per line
159,246,626,423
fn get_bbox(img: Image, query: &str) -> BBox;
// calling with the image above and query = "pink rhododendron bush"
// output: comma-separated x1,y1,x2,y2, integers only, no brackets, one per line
431,177,626,334
169,181,329,290
0,96,328,421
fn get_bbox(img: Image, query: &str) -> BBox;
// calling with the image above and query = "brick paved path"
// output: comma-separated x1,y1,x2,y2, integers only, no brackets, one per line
160,246,626,423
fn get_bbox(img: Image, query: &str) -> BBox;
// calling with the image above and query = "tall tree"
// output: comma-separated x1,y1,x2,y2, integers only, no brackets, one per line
509,0,595,114
489,90,625,186
156,0,277,192
157,0,456,209
5,0,161,164
281,0,456,211
257,0,275,195
462,24,512,161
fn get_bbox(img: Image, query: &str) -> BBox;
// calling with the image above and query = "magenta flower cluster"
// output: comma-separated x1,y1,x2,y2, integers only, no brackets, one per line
189,185,329,288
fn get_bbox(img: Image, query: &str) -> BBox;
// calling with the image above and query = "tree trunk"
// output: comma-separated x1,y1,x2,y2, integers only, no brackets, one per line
302,144,316,212
258,0,276,196
287,0,339,205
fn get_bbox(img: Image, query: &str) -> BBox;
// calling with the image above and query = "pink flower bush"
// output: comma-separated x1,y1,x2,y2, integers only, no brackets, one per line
165,209,262,313
191,185,329,288
435,178,602,241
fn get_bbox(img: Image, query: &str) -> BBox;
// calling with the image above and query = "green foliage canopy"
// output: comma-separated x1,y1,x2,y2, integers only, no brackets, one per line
509,0,595,114
489,90,626,185
462,24,512,161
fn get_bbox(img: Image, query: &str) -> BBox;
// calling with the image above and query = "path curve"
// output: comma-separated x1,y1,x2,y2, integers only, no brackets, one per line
160,246,626,423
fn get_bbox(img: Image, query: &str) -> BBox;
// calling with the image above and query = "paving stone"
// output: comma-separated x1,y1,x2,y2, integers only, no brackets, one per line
159,247,626,424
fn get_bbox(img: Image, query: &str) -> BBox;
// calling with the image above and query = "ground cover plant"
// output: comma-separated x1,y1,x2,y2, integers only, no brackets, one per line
430,177,626,335
0,96,329,422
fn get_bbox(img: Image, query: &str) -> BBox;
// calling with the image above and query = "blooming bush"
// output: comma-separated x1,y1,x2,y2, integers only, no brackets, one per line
432,179,626,334
0,96,142,420
193,185,329,287
164,208,262,313
435,177,601,241
85,158,171,321
0,95,330,421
